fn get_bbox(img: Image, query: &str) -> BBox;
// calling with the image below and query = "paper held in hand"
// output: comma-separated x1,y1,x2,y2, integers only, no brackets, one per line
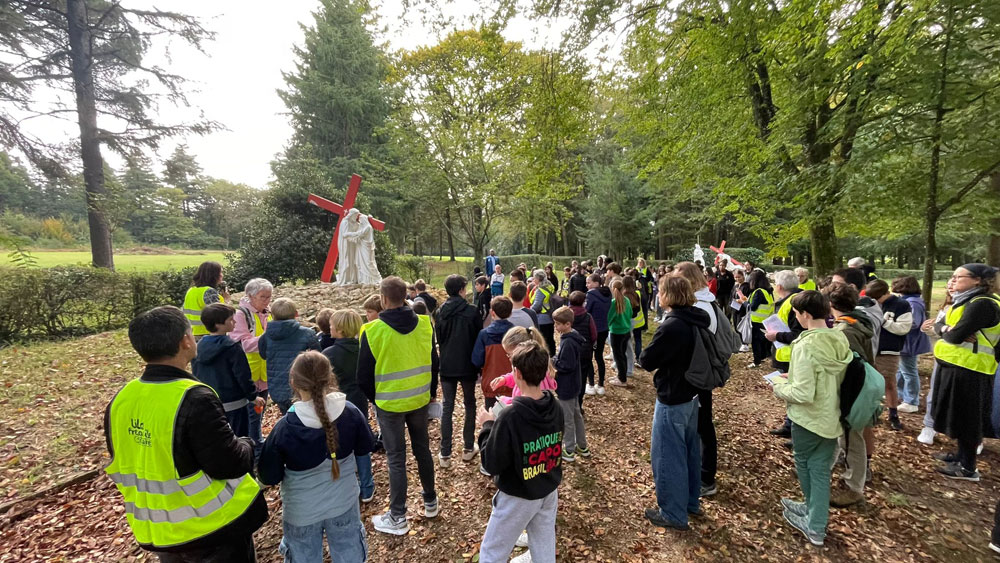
763,371,783,385
762,314,790,349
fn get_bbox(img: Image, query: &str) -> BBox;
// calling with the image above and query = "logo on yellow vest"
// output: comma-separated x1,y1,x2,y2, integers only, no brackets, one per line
128,418,152,447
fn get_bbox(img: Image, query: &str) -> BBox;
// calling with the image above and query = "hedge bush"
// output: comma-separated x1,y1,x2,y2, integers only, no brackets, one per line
0,266,194,344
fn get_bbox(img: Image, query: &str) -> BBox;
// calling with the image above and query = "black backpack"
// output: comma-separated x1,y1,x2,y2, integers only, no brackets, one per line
672,306,734,391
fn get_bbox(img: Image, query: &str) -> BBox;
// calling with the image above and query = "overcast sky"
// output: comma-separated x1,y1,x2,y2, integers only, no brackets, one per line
15,1,616,189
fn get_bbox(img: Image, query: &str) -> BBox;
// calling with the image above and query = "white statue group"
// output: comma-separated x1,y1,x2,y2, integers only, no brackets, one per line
335,208,382,285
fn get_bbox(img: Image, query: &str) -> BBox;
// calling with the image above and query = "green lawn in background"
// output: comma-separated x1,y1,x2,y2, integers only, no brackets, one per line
6,250,228,272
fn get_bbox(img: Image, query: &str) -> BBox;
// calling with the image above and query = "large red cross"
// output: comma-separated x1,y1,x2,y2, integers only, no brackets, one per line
307,174,386,283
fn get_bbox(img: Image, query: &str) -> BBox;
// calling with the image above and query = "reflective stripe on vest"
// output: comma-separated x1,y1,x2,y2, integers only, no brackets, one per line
933,294,1000,375
530,285,553,314
774,297,795,363
632,303,646,329
243,309,267,383
749,289,775,323
365,316,433,412
105,378,260,548
182,287,211,335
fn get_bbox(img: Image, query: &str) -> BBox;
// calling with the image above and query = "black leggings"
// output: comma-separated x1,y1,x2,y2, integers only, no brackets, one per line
610,332,631,383
592,331,609,386
698,389,717,486
750,322,769,365
539,323,556,356
633,327,644,360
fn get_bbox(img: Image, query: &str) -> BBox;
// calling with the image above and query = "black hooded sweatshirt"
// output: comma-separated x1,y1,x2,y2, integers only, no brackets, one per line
478,390,564,499
435,296,482,379
358,306,440,405
639,306,711,405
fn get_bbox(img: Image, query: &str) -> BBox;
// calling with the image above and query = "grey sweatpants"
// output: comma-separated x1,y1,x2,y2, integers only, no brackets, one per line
559,398,587,453
833,428,867,494
479,489,558,563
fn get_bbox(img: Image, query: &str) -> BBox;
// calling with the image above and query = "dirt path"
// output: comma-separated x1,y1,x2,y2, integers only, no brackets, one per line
1,348,998,562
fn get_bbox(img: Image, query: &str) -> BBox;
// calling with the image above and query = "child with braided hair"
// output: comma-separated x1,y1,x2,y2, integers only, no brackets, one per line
259,351,375,561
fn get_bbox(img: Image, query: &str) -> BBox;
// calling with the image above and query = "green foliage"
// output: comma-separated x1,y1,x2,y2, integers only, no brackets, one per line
0,266,195,343
395,254,432,283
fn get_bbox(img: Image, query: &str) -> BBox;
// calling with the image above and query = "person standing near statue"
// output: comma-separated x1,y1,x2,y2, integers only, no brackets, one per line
358,277,440,535
104,306,267,561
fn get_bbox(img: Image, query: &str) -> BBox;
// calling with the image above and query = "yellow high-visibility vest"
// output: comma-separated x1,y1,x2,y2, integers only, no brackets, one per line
749,289,775,323
182,287,224,336
105,378,259,548
365,316,433,412
934,294,1000,375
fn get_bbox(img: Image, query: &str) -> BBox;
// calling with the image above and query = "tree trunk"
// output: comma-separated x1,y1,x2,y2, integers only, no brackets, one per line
922,211,938,306
923,5,951,306
444,208,456,261
67,0,113,269
989,172,1000,266
808,215,838,278
562,223,570,256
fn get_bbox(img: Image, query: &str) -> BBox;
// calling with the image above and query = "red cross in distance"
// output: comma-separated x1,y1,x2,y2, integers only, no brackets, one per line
307,174,386,283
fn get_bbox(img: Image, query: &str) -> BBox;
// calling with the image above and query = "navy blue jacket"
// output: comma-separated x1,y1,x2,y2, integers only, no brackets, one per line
258,319,321,403
258,397,375,483
554,329,586,400
192,334,256,408
585,287,612,333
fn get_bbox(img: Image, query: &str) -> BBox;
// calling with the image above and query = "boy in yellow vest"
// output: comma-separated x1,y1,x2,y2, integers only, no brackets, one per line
104,306,267,561
358,277,440,535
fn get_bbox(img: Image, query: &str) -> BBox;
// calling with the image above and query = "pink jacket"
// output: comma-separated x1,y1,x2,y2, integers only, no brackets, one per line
496,370,557,405
229,296,268,354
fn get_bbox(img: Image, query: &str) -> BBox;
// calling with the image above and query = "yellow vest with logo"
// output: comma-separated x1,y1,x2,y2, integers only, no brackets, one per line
934,294,1000,375
774,296,796,363
365,315,433,412
182,287,225,336
749,289,775,323
105,378,260,548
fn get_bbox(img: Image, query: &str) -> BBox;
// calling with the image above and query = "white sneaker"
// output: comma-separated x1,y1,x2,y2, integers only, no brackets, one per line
917,427,935,445
462,445,480,462
596,386,606,396
480,464,491,476
515,531,529,548
438,453,451,468
424,497,440,518
585,384,596,396
372,512,409,535
978,443,984,455
739,344,750,353
511,550,533,563
897,403,919,414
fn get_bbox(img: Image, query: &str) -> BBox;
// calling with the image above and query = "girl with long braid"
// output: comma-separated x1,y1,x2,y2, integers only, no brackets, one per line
259,351,375,561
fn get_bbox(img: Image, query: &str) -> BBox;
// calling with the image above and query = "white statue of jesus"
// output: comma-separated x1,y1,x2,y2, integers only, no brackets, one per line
335,208,382,285
693,243,705,266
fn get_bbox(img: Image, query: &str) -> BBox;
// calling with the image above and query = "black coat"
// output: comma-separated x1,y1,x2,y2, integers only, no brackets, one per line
322,338,368,414
435,296,482,379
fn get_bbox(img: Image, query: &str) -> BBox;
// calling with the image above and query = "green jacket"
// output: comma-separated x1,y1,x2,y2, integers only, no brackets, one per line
772,328,852,439
608,298,633,335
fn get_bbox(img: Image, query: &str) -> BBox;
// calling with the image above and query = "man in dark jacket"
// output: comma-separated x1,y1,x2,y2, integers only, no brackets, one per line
105,306,267,561
434,274,483,467
474,276,492,329
569,265,589,295
191,303,260,437
553,307,589,462
715,261,736,313
415,280,438,314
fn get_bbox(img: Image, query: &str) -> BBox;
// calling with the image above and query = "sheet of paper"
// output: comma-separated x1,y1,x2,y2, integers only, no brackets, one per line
762,314,790,334
763,371,783,384
730,299,742,311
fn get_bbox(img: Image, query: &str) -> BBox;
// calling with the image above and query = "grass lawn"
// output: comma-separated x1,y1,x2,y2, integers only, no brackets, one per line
7,250,228,272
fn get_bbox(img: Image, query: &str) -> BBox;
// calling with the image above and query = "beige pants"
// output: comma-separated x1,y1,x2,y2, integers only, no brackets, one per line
874,355,900,409
833,428,868,493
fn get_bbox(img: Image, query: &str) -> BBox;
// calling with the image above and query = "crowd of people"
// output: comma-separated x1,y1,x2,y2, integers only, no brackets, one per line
102,255,1000,562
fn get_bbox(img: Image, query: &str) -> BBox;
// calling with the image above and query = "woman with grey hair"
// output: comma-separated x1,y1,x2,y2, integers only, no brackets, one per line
530,269,558,353
230,277,274,456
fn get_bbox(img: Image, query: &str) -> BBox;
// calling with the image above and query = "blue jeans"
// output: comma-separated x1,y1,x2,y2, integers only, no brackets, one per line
356,453,374,499
650,397,701,526
279,505,368,562
896,355,920,407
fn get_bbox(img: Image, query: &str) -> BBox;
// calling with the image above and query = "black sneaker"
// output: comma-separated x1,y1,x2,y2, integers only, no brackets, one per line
700,482,718,497
936,462,980,482
769,426,792,438
644,507,689,531
932,451,958,463
889,416,903,431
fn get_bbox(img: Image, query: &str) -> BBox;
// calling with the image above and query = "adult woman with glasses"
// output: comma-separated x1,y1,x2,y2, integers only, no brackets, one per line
930,264,1000,481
